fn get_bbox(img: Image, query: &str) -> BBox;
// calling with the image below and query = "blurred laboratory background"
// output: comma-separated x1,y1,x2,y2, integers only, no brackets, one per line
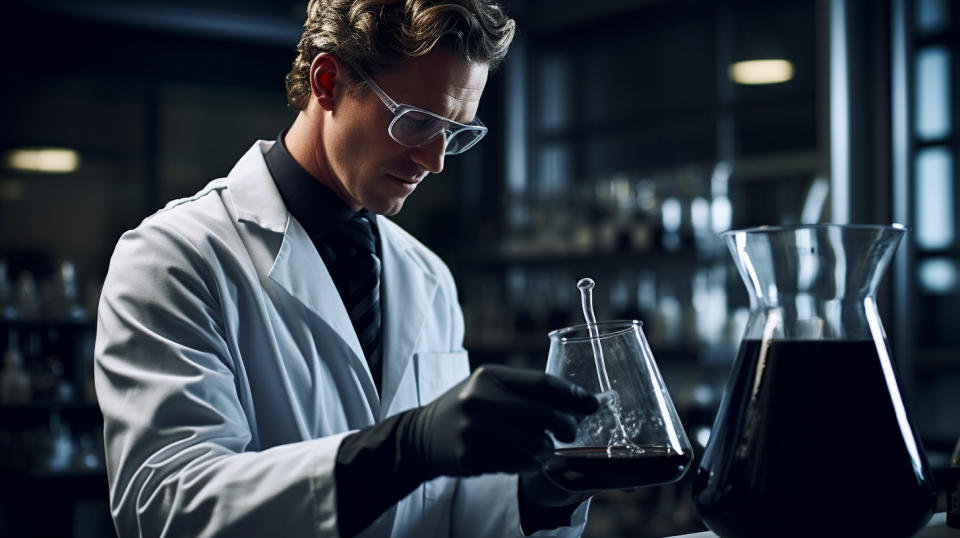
0,0,957,536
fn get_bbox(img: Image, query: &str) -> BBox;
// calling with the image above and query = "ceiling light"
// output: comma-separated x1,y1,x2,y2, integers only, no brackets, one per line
728,59,794,85
3,147,80,173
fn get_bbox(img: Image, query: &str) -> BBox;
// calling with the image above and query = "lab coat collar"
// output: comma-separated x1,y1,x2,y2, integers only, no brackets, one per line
229,140,288,234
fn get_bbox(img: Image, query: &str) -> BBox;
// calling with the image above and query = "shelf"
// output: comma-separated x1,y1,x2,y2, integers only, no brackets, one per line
1,465,107,480
0,315,95,329
0,465,109,505
730,150,823,182
0,401,100,413
0,401,102,427
462,246,716,269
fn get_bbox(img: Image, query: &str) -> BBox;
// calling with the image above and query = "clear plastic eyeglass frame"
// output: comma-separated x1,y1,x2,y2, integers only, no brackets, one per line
339,57,488,155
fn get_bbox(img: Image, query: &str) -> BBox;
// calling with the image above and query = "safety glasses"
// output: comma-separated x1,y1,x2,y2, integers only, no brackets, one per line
345,60,488,155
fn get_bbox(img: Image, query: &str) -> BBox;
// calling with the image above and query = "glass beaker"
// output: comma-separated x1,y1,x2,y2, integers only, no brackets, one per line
543,320,693,491
694,224,936,537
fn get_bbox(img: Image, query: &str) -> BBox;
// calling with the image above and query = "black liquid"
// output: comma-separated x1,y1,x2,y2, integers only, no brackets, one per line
694,339,936,538
544,445,692,491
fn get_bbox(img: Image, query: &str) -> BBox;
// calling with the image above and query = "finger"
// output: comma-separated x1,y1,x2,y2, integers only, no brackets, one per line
486,367,600,414
488,425,555,458
470,392,581,442
534,435,555,463
481,439,544,475
545,410,579,443
507,434,556,474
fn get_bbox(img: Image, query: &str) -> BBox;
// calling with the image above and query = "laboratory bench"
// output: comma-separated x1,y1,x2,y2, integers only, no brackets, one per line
667,512,956,538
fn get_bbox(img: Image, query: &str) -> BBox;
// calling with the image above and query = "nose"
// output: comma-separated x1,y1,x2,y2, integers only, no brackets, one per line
409,133,446,174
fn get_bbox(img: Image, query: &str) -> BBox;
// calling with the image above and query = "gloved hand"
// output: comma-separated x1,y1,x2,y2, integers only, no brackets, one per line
400,364,599,480
517,468,596,534
519,467,594,508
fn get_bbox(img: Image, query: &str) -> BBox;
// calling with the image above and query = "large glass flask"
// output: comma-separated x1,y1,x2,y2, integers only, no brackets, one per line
694,224,936,537
543,320,693,491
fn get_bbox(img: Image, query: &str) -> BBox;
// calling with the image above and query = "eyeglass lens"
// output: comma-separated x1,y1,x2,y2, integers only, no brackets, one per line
391,110,483,155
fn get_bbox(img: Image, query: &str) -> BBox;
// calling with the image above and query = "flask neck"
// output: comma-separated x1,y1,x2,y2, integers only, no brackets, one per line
725,224,903,312
741,296,883,341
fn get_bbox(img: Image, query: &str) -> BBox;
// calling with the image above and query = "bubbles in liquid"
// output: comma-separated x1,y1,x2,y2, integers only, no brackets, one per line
599,390,645,455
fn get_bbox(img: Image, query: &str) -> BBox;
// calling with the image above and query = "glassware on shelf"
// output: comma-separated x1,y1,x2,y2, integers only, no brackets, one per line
28,327,74,402
1,330,31,404
690,197,713,254
46,411,74,471
660,197,683,252
949,435,960,529
694,224,936,537
53,260,87,319
0,259,17,319
650,281,682,349
630,178,657,254
73,433,102,470
15,271,40,319
34,353,74,403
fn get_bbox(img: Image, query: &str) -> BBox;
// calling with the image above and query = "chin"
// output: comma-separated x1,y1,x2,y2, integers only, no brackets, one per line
366,198,406,216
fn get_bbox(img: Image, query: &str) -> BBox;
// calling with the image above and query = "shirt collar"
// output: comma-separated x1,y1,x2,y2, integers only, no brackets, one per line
265,130,372,240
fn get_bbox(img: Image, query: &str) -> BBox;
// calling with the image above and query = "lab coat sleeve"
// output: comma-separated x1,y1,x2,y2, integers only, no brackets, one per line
451,474,590,537
95,220,347,537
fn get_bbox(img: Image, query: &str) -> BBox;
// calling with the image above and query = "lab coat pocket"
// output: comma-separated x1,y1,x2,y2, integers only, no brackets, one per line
414,351,470,406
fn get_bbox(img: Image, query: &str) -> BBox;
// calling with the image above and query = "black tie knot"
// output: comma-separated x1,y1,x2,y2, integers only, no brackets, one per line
338,213,376,255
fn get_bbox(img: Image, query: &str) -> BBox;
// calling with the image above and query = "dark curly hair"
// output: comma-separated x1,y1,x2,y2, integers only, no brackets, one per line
284,0,516,110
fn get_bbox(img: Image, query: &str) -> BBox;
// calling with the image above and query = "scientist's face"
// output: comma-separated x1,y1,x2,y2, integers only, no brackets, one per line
319,49,489,216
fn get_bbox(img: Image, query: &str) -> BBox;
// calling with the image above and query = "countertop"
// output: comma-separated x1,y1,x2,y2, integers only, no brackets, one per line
668,512,956,537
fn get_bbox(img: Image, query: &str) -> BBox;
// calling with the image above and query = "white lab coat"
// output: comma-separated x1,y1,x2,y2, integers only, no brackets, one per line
94,141,589,538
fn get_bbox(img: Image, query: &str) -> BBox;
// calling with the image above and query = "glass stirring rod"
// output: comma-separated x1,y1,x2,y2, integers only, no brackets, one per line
577,278,641,454
578,278,614,392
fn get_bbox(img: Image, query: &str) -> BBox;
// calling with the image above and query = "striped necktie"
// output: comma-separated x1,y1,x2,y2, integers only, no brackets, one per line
320,213,383,392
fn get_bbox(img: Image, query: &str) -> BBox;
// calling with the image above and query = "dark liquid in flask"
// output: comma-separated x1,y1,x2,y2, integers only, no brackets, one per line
544,445,692,491
693,339,936,538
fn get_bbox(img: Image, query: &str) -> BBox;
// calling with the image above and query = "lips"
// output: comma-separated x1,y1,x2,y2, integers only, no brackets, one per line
388,173,422,185
384,174,421,196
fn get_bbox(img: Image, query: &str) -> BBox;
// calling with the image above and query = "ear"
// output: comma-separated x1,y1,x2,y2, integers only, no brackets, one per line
309,53,341,111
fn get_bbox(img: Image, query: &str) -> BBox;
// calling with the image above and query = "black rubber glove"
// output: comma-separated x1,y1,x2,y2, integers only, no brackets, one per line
400,364,600,480
335,365,598,537
517,468,595,534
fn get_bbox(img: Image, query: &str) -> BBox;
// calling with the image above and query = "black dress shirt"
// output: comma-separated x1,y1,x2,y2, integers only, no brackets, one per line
264,131,381,262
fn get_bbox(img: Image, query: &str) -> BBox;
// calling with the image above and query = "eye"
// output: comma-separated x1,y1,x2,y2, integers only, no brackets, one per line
406,116,434,130
401,110,442,130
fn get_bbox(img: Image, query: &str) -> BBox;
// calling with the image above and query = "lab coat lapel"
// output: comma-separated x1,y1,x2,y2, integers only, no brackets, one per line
228,141,381,415
378,217,438,416
268,207,383,418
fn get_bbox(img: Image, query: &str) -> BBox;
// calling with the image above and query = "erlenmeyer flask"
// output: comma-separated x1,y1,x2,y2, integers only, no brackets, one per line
694,224,936,537
543,320,693,491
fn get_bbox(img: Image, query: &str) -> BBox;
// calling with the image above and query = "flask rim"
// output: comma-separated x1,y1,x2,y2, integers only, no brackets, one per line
548,319,642,343
720,223,907,238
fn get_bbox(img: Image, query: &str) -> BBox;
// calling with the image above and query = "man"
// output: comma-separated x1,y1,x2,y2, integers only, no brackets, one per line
95,1,600,536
